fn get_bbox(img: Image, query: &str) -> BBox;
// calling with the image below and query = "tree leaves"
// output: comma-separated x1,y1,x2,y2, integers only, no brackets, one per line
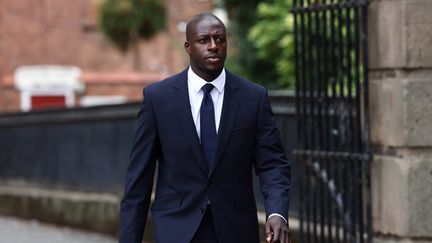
99,0,166,51
248,0,294,89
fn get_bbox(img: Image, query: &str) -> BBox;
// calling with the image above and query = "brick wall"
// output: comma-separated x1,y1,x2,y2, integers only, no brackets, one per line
0,0,213,112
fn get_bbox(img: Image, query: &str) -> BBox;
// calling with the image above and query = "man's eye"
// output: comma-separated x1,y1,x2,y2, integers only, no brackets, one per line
198,39,207,43
216,37,225,43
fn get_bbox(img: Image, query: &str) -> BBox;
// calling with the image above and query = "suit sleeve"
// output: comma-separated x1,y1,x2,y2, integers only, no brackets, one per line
119,87,159,243
254,89,291,220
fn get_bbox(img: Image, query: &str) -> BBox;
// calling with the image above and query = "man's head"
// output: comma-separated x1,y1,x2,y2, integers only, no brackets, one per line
184,13,227,82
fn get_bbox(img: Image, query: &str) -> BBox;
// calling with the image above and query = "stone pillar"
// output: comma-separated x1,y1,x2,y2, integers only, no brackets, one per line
368,0,432,242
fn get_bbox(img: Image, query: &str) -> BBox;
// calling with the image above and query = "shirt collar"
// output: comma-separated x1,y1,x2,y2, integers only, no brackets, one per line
188,67,226,94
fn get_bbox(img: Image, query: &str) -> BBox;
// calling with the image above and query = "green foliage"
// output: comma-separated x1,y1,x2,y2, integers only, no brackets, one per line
221,0,294,89
221,1,279,88
99,0,166,51
248,0,294,89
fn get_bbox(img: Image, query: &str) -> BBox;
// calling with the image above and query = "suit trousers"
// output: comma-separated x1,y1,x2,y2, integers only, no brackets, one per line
190,207,218,243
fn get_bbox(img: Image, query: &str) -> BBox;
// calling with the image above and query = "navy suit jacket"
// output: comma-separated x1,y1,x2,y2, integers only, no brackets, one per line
120,69,291,243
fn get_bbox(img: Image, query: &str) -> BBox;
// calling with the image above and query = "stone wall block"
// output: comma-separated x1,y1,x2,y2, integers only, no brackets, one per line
370,71,432,147
369,76,405,147
374,237,432,243
407,158,432,237
372,153,432,237
405,1,432,67
368,0,432,69
368,0,405,69
405,78,432,146
372,155,410,235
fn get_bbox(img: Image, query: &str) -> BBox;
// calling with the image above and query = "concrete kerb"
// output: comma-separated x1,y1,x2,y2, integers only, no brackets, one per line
0,185,300,242
0,185,120,236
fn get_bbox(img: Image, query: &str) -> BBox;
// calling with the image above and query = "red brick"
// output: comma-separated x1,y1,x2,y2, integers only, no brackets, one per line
0,0,213,112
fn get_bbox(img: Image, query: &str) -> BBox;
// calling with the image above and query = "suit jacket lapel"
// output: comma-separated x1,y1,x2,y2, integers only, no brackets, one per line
210,72,240,175
173,70,209,175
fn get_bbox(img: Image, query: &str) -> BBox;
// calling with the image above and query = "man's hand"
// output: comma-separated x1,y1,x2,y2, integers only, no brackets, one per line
265,216,291,243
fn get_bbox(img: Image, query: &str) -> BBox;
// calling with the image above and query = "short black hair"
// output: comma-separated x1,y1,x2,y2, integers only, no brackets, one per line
185,12,225,41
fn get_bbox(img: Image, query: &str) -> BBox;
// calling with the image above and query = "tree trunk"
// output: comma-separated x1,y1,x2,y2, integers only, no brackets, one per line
130,29,141,71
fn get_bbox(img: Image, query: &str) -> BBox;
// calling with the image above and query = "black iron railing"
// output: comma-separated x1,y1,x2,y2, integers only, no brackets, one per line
292,0,372,242
0,96,299,215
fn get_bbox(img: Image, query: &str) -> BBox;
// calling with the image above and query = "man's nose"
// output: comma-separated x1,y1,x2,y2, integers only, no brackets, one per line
208,38,218,51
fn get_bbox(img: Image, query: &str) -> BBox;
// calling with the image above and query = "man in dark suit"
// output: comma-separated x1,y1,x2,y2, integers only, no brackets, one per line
120,12,291,243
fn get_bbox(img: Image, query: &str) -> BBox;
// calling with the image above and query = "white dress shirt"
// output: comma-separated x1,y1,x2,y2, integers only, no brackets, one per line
187,67,225,139
187,67,287,224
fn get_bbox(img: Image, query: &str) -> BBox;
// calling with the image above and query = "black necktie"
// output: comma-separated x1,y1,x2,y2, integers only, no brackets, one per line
200,83,217,168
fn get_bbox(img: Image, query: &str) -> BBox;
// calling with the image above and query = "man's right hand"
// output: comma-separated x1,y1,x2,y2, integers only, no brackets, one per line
265,216,291,243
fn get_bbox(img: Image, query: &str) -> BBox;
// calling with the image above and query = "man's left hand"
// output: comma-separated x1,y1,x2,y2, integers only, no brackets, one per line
265,216,291,243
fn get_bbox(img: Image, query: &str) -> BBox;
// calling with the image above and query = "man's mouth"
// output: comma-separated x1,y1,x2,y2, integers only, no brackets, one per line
206,56,221,62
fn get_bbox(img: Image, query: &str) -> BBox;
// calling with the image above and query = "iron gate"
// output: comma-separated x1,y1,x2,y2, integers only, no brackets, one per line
291,0,372,242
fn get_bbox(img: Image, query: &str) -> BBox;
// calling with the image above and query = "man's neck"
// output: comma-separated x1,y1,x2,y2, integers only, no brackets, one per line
190,66,223,82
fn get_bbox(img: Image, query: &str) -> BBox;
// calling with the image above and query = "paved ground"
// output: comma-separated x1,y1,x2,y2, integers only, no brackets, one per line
0,216,117,243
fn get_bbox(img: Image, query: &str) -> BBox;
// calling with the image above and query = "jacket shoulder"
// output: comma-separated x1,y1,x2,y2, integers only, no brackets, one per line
226,70,266,94
144,69,187,96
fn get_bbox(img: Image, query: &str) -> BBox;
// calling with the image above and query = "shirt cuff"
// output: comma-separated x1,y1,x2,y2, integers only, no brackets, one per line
267,213,287,224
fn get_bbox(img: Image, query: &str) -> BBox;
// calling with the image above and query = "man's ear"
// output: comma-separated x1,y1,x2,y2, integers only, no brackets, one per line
184,41,191,55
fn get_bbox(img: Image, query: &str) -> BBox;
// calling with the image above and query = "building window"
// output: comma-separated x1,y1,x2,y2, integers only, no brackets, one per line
14,65,84,112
